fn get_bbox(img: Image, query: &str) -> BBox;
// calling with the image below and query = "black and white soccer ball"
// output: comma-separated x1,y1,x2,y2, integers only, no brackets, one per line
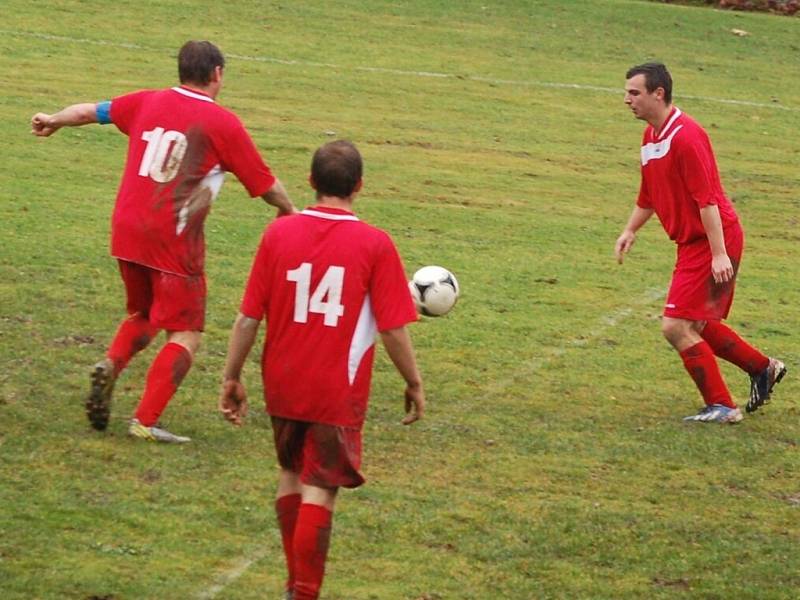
408,266,460,317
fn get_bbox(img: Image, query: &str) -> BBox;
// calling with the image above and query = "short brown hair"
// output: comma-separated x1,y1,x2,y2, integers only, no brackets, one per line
178,41,225,85
626,62,672,104
311,141,363,198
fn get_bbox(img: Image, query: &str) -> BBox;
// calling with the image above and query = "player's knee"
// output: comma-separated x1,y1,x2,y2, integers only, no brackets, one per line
301,484,338,511
660,318,683,342
662,318,700,351
188,332,202,354
167,330,202,355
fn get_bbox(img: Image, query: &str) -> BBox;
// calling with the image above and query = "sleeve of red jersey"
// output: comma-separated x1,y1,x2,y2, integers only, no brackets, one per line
677,135,724,208
369,233,418,332
239,229,272,320
219,118,276,198
108,90,152,135
635,175,652,209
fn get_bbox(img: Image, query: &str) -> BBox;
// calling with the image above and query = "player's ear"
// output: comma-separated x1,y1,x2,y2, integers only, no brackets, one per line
308,174,317,191
213,66,223,83
354,179,363,193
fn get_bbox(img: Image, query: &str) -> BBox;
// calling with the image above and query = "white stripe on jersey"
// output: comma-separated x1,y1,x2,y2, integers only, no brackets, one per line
348,294,377,385
204,164,226,198
657,107,682,141
171,86,215,103
176,165,226,235
641,125,683,166
301,209,359,221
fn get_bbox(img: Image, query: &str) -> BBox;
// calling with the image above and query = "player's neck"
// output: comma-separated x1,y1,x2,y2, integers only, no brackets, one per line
649,104,673,133
315,195,356,212
180,82,219,100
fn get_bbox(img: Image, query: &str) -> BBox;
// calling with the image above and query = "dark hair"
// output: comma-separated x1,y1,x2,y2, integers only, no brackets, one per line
311,140,363,198
178,41,225,85
626,62,672,104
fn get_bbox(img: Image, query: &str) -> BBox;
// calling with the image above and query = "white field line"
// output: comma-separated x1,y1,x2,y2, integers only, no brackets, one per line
481,287,666,399
5,29,797,112
195,547,269,600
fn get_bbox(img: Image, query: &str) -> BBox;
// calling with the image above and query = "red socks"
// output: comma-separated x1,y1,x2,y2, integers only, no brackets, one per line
107,313,159,375
276,494,302,593
701,320,769,375
134,342,192,426
679,341,736,408
292,503,333,600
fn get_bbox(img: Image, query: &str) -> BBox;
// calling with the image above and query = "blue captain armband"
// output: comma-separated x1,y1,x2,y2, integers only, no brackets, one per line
95,101,112,124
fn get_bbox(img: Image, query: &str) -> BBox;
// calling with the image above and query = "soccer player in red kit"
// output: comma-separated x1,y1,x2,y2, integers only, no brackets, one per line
615,62,786,423
219,140,425,599
31,41,296,442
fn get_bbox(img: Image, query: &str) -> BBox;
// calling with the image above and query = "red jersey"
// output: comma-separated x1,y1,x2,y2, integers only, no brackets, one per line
636,107,739,244
240,206,418,429
107,86,276,276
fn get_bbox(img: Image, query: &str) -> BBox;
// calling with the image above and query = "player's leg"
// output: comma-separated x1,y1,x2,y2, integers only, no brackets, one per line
292,424,364,599
699,320,768,374
687,221,777,404
272,418,307,597
104,313,160,370
699,321,786,413
128,270,206,443
109,260,161,372
293,485,337,600
664,240,742,423
87,261,159,431
661,316,703,352
662,317,741,423
697,224,786,411
277,471,302,599
128,330,198,443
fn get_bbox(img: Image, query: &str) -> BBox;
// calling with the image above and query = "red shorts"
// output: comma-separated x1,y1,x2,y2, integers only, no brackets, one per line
271,416,365,489
664,224,744,321
118,260,206,331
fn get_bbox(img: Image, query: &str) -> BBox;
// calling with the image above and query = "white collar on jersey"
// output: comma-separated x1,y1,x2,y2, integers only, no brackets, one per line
301,208,359,221
656,107,682,140
171,86,215,103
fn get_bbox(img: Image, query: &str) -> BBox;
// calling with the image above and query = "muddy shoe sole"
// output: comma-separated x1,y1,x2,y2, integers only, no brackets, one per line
87,359,115,431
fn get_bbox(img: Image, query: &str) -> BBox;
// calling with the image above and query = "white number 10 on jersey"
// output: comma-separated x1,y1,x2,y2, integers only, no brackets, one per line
286,263,345,327
139,127,187,183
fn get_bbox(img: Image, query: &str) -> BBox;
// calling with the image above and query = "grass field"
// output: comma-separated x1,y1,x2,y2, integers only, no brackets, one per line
1,1,799,598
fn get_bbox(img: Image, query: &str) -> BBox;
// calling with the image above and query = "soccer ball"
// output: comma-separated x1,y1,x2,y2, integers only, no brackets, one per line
409,266,460,317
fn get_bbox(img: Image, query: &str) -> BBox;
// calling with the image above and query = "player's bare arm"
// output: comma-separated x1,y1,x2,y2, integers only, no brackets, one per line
379,326,425,425
260,178,297,217
699,204,734,284
615,206,654,264
219,312,261,425
31,103,99,137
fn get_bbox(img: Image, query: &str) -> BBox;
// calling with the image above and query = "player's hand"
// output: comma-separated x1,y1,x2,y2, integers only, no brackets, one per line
615,230,636,264
402,383,425,425
219,379,248,426
711,253,735,284
31,113,58,137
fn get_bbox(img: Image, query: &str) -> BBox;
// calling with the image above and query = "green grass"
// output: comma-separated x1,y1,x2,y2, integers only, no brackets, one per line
1,1,799,598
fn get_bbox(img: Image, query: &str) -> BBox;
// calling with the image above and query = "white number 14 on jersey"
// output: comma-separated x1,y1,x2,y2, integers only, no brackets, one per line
286,263,345,327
